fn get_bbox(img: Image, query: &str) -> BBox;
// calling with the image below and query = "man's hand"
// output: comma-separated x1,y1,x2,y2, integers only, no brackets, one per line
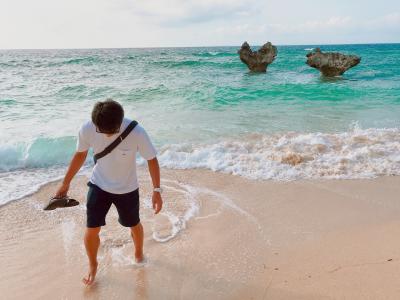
148,157,162,214
53,151,87,199
54,182,70,198
152,192,163,214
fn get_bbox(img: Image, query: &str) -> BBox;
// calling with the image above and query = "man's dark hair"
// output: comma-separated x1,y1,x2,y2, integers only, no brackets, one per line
92,99,124,133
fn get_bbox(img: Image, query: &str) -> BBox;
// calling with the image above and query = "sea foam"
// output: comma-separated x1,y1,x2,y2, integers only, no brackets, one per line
155,126,400,180
2,126,400,206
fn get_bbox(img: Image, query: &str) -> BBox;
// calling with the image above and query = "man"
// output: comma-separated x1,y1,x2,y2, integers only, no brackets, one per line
54,99,163,286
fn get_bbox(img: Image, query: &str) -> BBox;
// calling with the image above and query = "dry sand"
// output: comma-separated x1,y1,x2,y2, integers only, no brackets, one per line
1,167,400,299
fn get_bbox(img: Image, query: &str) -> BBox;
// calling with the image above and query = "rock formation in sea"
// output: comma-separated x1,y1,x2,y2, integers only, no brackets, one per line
238,42,277,72
306,48,361,76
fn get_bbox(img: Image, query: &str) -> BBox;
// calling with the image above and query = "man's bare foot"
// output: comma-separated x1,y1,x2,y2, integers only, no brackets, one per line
82,262,98,286
135,252,144,264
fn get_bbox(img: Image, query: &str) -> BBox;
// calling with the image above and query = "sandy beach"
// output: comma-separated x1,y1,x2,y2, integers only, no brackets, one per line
0,167,399,299
2,0,400,298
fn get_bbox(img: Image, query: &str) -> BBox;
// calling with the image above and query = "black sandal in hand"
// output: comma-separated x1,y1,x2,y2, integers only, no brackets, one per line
43,196,80,211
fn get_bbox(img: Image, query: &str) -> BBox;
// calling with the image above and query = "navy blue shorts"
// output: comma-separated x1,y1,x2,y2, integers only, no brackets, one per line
86,182,140,228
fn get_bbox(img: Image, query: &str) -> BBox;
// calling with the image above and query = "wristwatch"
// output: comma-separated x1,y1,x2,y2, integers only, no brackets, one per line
153,187,163,194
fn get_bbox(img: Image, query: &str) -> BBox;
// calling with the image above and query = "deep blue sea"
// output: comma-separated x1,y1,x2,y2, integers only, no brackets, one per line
1,44,400,204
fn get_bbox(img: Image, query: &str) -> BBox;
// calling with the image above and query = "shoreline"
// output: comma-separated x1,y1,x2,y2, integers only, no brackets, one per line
1,168,400,299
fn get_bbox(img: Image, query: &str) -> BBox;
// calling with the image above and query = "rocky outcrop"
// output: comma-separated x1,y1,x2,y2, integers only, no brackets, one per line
238,42,277,72
306,48,361,76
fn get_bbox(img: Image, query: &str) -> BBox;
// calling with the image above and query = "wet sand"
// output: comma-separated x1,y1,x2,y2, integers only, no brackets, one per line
1,167,400,299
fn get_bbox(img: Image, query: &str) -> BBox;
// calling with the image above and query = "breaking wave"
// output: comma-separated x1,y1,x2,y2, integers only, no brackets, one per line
157,126,400,180
1,125,400,206
0,136,77,172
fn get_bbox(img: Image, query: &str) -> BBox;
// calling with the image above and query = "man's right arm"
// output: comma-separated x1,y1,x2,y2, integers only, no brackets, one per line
55,150,88,198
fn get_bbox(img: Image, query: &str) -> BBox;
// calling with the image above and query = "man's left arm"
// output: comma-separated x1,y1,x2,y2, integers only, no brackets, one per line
147,157,163,214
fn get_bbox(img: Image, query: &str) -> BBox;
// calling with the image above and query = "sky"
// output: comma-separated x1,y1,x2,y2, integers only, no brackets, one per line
0,0,399,49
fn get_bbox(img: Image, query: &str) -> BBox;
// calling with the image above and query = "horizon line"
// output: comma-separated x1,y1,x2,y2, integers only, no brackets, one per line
0,41,399,51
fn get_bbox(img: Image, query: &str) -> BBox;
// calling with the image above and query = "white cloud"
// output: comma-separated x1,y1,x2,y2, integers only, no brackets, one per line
382,12,400,24
114,0,260,25
0,0,398,48
213,12,399,44
368,12,400,28
213,16,353,40
303,16,353,30
264,16,353,34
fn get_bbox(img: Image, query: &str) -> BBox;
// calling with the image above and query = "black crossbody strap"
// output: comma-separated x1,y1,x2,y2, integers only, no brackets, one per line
93,120,138,164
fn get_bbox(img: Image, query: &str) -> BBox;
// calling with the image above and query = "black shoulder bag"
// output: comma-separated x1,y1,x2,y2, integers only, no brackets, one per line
93,120,138,164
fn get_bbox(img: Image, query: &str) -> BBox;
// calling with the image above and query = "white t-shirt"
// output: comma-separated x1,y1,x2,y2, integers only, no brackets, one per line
76,118,157,194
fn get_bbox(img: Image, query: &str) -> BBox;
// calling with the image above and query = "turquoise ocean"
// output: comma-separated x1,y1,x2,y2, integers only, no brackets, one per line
1,44,400,205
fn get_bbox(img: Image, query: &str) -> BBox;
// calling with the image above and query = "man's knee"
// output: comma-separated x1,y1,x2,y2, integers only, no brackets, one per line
130,222,142,232
85,227,101,237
